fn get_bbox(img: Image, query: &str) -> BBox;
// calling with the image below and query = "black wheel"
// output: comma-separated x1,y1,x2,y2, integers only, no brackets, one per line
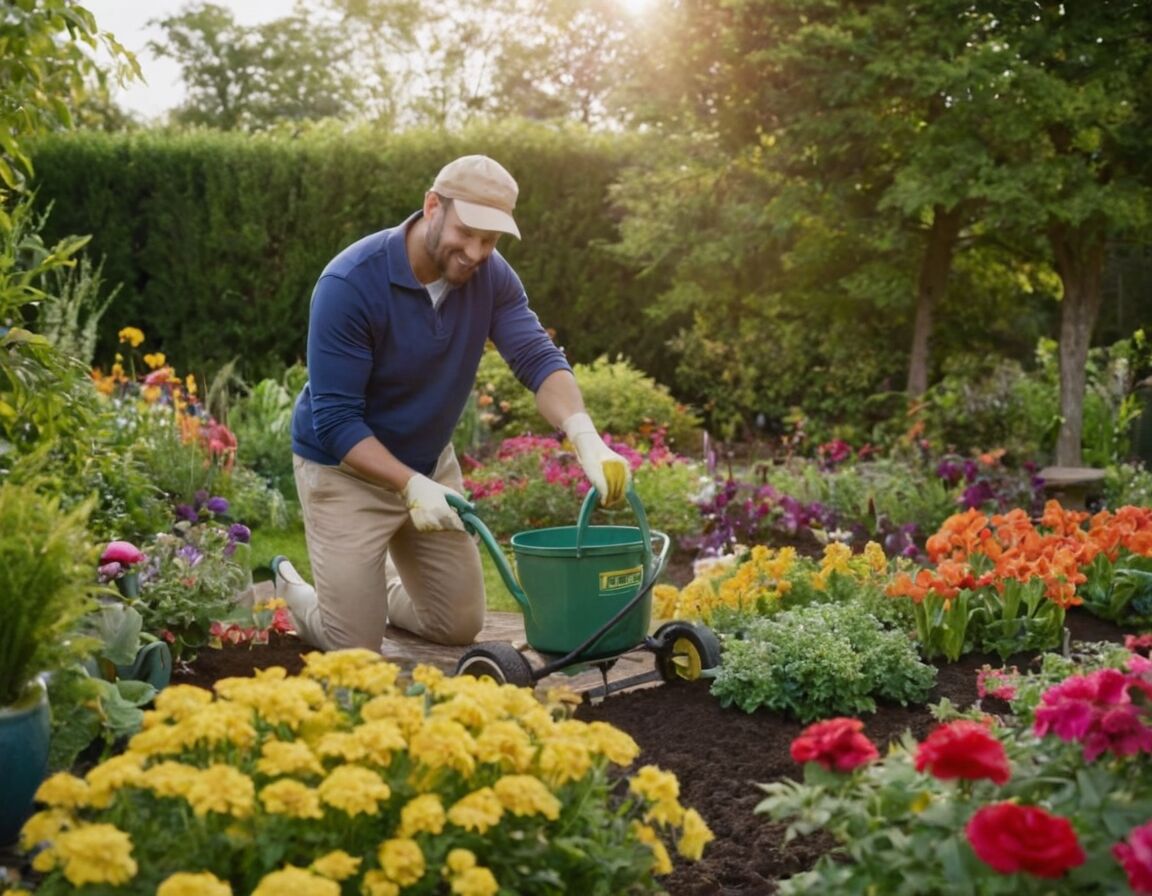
455,641,536,687
653,621,722,684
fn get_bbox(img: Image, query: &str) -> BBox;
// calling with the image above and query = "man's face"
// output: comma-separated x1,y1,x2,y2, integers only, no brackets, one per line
424,197,501,286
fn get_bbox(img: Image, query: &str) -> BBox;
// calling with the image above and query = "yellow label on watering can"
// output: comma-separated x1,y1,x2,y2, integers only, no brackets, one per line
599,565,643,593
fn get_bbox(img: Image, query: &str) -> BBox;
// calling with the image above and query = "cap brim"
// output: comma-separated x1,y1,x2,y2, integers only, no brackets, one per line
453,199,520,239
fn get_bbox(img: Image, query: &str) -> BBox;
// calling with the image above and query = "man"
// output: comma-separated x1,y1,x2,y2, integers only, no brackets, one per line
275,154,629,652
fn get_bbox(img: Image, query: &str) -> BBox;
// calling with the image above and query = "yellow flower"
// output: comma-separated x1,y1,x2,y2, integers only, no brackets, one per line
445,848,477,873
302,649,400,694
409,717,477,776
185,764,256,818
431,693,498,730
53,823,138,887
360,693,426,737
310,850,361,881
361,870,400,896
410,663,445,689
215,674,325,730
583,721,640,766
378,837,425,886
473,720,535,771
629,765,680,804
447,787,504,834
251,866,339,896
185,372,198,395
84,753,146,808
118,326,145,347
645,797,685,827
863,540,888,574
318,765,391,816
492,774,561,820
537,736,592,786
260,779,323,819
398,793,446,837
257,739,325,778
631,821,672,875
140,760,201,799
19,808,73,851
157,871,233,896
325,718,406,765
450,866,499,896
652,583,682,619
152,684,214,721
677,807,715,860
35,772,90,809
143,351,166,369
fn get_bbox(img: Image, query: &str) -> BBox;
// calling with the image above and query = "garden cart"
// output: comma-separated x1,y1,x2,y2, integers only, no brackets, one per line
448,486,721,697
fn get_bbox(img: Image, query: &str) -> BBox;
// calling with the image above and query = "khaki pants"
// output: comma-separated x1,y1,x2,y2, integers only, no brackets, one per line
291,446,485,651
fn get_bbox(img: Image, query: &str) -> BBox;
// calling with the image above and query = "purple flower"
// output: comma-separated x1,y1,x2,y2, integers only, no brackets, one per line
97,561,123,583
174,503,199,523
228,523,251,544
204,496,230,515
177,543,203,566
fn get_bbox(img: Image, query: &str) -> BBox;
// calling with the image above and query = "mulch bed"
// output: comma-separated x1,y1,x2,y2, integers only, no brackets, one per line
175,608,1131,895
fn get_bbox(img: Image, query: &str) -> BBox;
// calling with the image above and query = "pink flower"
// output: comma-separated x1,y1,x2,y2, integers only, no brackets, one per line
977,665,1019,702
790,718,879,772
100,540,145,567
1034,668,1152,761
1114,821,1152,895
966,802,1085,878
915,720,1011,785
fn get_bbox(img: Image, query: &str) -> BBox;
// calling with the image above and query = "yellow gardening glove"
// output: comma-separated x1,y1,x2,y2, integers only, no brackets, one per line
562,412,631,506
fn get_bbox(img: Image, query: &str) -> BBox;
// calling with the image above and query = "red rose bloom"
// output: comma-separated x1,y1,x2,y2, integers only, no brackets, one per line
966,803,1085,878
915,720,1011,785
790,717,878,772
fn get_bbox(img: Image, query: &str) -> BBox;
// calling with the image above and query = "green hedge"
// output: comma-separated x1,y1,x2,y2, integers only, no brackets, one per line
29,122,677,384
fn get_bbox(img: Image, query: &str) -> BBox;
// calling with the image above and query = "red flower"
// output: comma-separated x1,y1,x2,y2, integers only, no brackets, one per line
1114,820,1152,895
966,803,1085,878
790,717,878,772
915,720,1011,785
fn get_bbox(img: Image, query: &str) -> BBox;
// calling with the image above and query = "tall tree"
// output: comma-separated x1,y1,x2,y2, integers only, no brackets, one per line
150,3,361,130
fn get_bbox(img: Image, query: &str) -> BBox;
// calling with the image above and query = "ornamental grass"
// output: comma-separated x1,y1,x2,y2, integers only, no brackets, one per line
20,650,712,895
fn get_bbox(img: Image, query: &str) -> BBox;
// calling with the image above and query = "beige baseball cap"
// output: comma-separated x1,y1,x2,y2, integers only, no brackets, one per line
431,154,520,238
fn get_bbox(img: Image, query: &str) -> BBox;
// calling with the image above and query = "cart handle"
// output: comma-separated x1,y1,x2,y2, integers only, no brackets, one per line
446,493,533,613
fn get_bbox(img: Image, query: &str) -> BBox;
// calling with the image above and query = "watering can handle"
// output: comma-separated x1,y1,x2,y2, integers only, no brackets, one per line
575,485,655,576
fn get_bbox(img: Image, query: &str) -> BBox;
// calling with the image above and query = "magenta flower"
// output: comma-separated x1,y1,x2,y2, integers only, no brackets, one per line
1034,668,1152,761
1114,821,1152,895
100,540,145,567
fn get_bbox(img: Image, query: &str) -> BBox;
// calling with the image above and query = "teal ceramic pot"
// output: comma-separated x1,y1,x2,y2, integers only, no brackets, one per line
0,677,50,846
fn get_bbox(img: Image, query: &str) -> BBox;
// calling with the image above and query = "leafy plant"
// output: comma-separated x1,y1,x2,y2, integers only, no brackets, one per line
0,482,96,706
710,602,936,722
21,653,714,894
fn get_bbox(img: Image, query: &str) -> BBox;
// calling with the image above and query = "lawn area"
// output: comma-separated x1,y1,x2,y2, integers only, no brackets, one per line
249,522,523,614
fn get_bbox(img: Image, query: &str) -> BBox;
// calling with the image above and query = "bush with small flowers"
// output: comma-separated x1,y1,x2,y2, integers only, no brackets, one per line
15,650,712,895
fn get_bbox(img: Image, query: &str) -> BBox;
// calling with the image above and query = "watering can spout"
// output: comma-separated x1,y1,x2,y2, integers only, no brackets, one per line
446,494,533,612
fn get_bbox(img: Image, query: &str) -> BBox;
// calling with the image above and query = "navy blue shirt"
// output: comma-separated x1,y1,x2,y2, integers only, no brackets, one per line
291,213,570,474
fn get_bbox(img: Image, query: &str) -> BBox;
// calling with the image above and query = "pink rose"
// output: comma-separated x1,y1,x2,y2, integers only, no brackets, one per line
1114,821,1152,895
915,720,1011,785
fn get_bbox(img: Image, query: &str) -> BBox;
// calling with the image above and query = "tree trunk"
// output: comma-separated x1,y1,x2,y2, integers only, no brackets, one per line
906,204,963,396
1048,222,1106,466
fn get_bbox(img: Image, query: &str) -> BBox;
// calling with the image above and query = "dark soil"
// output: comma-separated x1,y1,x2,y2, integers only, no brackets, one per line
176,607,1131,895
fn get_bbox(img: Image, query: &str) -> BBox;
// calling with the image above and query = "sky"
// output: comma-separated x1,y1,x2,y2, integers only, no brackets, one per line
85,0,304,121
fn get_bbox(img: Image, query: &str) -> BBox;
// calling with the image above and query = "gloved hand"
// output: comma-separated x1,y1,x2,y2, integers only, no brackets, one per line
402,474,466,532
562,412,631,506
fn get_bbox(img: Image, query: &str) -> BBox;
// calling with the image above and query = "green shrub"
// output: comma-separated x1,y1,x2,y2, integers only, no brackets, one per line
711,603,936,722
229,366,303,505
474,348,703,453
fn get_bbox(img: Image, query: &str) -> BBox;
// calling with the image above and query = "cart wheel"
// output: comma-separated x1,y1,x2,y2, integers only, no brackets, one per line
653,621,722,684
456,642,536,688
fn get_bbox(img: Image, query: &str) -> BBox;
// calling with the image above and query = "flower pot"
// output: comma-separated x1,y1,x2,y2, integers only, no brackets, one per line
115,570,141,599
0,677,50,847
